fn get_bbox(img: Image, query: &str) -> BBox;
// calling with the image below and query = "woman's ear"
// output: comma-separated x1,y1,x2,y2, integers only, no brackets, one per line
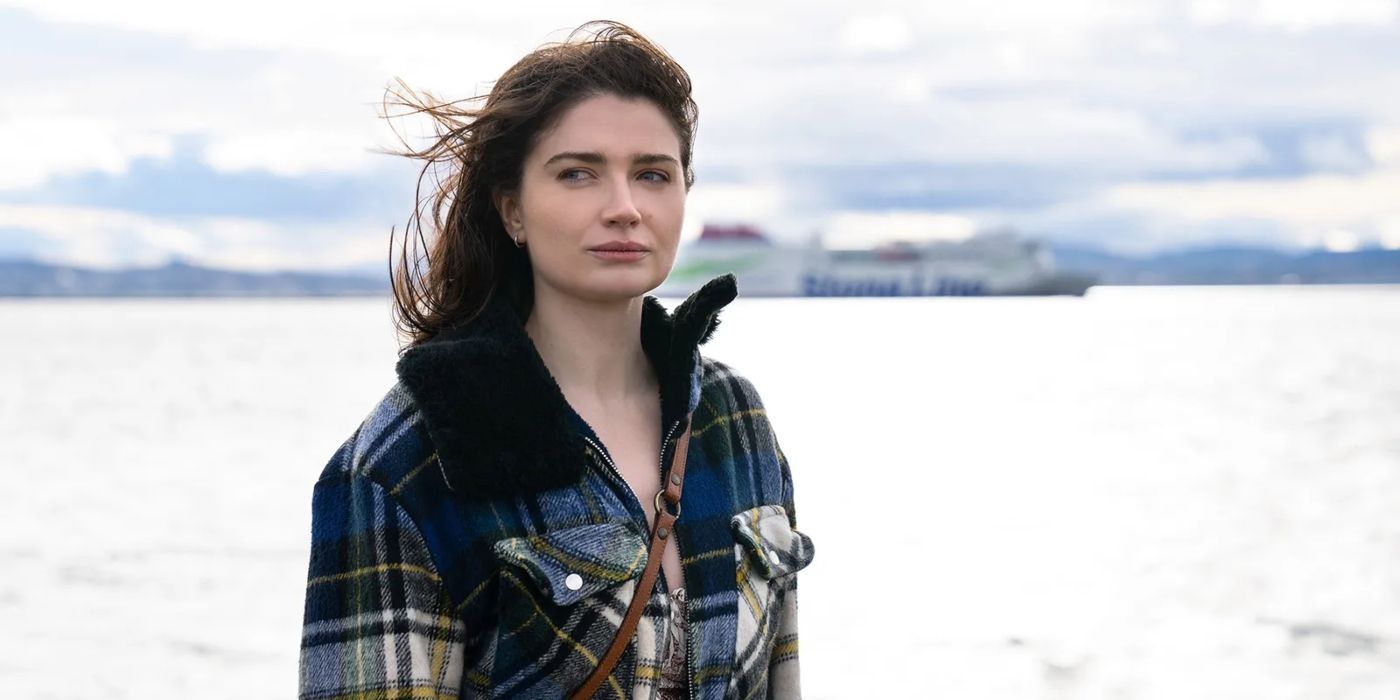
492,187,522,235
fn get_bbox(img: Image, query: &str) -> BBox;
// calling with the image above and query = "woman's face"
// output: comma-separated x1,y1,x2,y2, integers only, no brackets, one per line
495,92,686,304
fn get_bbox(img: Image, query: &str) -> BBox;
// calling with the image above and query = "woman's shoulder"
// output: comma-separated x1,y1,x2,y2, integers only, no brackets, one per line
313,381,440,495
696,356,788,453
698,356,775,415
696,356,804,526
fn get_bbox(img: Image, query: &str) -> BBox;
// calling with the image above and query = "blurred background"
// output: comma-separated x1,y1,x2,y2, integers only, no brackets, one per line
2,1,1398,698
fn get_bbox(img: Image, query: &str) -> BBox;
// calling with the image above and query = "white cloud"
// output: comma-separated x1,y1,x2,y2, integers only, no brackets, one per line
0,27,395,185
1379,217,1400,249
1298,134,1369,171
1186,0,1397,30
1321,228,1361,252
3,0,1399,265
680,181,791,243
0,117,173,189
1092,163,1400,249
823,211,980,247
7,3,1395,184
913,99,1270,171
0,203,203,266
203,127,382,176
837,14,914,55
0,203,390,270
1365,125,1400,164
1,1,694,68
703,91,1271,174
909,0,1165,33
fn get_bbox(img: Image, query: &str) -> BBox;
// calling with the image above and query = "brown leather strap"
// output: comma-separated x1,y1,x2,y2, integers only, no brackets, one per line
570,420,692,699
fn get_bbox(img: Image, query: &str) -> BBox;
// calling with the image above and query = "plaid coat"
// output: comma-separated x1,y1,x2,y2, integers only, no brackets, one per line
299,273,815,699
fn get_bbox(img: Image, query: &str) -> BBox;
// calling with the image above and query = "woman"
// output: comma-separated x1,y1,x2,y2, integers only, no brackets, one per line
299,20,814,700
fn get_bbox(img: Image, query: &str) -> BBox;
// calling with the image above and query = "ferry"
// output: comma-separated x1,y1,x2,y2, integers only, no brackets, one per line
654,223,1096,297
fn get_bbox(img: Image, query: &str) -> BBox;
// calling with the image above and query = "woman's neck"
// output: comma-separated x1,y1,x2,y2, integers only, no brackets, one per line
524,284,656,406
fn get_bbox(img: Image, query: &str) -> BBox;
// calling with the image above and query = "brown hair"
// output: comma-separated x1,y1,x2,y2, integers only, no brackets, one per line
377,19,699,351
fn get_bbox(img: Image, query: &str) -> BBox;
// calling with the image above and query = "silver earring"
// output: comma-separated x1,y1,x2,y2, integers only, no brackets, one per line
513,232,525,248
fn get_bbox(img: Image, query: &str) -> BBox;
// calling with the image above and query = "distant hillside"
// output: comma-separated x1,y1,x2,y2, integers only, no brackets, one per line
0,259,389,297
3,245,1398,297
1049,245,1400,285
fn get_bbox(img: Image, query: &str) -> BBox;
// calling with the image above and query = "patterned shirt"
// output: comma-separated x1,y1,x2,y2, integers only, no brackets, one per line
658,586,690,698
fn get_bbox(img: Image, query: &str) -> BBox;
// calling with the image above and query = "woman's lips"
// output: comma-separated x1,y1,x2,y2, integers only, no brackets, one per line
588,249,650,262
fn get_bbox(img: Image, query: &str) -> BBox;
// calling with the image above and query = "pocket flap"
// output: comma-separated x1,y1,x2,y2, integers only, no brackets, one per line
492,521,649,606
730,504,815,579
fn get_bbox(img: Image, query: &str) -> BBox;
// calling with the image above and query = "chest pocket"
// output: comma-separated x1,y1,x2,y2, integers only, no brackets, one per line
478,521,650,697
492,521,650,606
731,504,815,581
730,504,814,672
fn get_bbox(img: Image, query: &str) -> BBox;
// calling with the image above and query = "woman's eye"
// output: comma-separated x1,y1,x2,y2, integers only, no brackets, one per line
640,170,671,183
559,169,591,182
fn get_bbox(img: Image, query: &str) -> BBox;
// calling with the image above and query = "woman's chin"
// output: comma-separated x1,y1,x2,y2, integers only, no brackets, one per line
553,267,670,302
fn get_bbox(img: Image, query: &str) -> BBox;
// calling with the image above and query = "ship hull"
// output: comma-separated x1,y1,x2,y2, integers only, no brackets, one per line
653,230,1096,298
656,274,1094,297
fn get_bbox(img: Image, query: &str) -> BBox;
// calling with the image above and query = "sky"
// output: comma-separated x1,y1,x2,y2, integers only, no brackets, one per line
1,0,1398,271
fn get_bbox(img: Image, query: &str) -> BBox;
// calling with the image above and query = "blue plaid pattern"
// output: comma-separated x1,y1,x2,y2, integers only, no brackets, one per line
300,290,812,699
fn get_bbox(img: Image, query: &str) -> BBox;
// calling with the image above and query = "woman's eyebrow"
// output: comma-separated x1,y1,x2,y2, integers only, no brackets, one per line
543,151,679,167
632,153,680,166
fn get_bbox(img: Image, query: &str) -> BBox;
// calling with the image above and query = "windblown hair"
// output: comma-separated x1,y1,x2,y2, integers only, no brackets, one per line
377,19,699,351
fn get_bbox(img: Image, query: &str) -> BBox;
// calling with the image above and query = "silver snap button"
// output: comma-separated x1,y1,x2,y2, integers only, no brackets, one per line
565,573,584,591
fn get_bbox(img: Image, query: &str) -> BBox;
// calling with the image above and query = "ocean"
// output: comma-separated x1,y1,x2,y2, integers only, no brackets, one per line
2,285,1398,698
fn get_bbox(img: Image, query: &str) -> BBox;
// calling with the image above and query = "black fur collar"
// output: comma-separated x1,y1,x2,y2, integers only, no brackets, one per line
394,273,738,499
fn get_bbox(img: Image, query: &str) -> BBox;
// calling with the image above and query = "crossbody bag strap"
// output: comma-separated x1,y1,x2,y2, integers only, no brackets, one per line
570,418,693,700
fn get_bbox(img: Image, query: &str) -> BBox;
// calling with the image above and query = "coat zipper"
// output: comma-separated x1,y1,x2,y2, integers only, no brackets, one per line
581,432,649,530
580,417,696,700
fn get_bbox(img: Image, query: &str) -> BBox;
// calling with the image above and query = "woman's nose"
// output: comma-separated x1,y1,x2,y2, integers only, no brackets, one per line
602,178,642,227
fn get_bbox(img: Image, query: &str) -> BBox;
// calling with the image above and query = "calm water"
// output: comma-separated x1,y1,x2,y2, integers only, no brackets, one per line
2,286,1398,699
